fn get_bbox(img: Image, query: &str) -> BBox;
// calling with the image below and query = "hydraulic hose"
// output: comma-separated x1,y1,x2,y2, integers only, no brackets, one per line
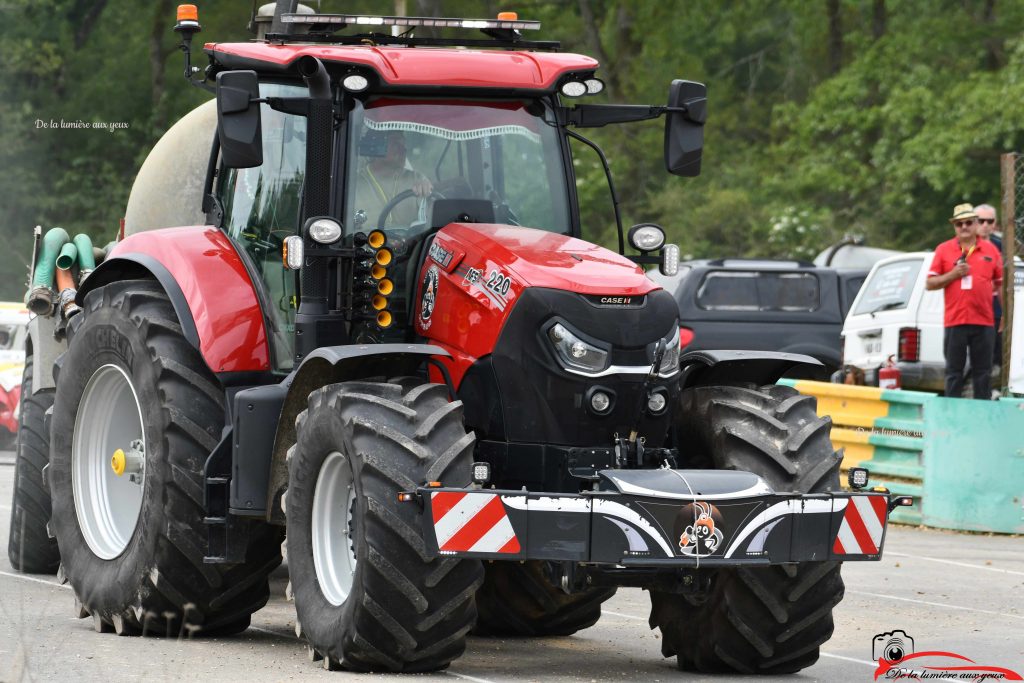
27,227,70,315
73,233,96,281
56,268,81,318
56,242,78,271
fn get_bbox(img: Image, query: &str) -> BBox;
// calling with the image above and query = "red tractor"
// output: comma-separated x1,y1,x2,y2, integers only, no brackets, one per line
9,4,906,674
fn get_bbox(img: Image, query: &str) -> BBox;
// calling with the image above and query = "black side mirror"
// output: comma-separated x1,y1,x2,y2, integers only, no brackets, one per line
664,80,706,177
216,70,263,168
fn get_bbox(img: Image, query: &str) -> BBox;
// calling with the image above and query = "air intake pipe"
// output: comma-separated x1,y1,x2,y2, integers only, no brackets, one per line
293,56,338,360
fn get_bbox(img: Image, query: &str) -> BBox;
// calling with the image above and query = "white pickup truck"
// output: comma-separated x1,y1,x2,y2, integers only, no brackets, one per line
841,252,946,391
842,251,1021,393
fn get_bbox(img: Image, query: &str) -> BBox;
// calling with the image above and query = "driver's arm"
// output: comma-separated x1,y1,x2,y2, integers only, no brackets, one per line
410,171,433,197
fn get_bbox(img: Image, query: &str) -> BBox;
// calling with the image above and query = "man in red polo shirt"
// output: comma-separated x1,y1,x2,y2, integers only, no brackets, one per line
926,203,1003,398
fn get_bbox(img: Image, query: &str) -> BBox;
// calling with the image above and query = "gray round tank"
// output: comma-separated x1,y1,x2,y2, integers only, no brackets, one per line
123,99,217,236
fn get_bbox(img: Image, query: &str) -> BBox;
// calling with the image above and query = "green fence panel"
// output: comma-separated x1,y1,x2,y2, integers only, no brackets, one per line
922,397,1024,534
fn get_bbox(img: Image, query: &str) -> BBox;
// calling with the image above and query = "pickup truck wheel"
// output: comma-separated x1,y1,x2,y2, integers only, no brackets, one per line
650,383,845,674
286,380,483,672
6,354,60,573
473,561,615,636
48,280,282,636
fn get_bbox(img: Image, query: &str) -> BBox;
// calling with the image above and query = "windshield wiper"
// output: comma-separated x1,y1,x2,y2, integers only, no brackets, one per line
867,301,905,317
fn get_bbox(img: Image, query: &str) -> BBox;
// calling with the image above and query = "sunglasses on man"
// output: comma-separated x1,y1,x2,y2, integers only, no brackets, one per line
977,218,996,224
953,219,975,228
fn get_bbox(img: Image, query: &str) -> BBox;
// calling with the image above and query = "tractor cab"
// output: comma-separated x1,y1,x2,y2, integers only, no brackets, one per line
198,9,706,369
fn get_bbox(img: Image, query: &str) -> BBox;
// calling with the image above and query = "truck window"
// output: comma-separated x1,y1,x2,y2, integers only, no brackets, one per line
696,271,820,311
218,82,306,372
852,259,923,316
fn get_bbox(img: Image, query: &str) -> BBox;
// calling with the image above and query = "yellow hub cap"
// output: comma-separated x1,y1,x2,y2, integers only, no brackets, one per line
111,448,126,477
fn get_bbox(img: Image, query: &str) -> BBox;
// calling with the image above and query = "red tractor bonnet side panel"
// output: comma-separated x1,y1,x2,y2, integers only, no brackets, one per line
414,223,659,387
107,227,270,373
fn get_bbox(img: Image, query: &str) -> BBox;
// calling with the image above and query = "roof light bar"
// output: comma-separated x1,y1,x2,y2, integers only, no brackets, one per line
280,13,541,31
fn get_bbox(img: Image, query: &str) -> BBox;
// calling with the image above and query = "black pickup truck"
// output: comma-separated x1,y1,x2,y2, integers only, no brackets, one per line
649,259,867,379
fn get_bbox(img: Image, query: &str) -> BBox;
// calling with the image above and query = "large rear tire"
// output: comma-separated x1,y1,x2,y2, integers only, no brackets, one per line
6,354,60,573
49,280,282,635
286,380,483,672
473,561,615,637
649,384,845,674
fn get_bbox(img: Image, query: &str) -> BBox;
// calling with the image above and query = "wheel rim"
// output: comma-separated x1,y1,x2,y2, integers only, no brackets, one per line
312,451,357,606
72,364,146,560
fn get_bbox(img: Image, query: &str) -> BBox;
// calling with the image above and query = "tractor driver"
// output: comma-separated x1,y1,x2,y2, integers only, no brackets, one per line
352,129,433,230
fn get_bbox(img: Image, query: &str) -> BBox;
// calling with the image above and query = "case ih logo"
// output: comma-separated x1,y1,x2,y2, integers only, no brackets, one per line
871,630,1021,680
429,242,454,268
584,294,645,307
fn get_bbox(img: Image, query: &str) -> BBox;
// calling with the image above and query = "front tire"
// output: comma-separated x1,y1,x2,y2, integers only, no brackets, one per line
650,384,845,674
473,561,615,637
286,380,483,672
7,354,60,573
49,280,282,635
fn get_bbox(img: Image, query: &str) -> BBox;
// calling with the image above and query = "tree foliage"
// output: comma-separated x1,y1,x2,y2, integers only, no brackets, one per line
1,0,1022,299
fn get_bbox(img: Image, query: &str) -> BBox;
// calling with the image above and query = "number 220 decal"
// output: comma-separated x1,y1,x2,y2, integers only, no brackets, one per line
486,270,512,297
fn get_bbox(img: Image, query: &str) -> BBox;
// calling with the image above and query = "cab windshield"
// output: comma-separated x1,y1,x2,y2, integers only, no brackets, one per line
344,98,570,237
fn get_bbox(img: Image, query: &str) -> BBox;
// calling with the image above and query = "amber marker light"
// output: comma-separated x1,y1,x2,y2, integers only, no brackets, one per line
367,230,386,249
377,278,394,296
370,264,387,280
374,248,393,267
371,294,388,311
376,310,393,328
497,11,518,20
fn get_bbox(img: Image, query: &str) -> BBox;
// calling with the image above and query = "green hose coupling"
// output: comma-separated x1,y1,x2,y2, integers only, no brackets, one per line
73,233,96,282
56,241,78,271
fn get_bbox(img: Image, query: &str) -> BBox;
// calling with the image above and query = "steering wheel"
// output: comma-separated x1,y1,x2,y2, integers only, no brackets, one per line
376,188,446,231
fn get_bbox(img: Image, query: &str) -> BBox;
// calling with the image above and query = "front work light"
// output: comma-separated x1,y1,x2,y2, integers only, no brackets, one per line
628,223,666,252
472,462,491,485
342,74,369,92
848,467,870,490
307,217,342,244
560,81,587,98
585,78,605,95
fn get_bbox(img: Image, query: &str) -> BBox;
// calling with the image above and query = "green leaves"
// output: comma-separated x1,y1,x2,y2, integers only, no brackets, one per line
2,0,1023,300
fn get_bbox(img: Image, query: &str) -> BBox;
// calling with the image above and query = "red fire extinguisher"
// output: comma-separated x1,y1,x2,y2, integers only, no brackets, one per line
878,355,902,390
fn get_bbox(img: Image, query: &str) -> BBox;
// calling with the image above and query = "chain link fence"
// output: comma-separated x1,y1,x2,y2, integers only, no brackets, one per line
998,154,1022,392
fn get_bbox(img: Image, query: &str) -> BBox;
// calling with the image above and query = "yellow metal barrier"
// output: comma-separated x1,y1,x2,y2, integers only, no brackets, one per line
777,379,930,525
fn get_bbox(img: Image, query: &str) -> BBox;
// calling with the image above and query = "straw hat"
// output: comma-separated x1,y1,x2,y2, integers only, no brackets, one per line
949,203,977,223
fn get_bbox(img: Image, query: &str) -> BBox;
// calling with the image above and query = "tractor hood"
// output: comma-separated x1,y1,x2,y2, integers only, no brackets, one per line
437,223,658,296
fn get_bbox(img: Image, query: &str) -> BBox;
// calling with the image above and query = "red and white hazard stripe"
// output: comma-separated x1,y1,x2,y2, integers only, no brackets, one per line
431,491,521,554
833,495,887,555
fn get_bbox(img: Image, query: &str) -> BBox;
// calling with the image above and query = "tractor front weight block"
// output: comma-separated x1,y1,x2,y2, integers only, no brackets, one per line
420,469,891,567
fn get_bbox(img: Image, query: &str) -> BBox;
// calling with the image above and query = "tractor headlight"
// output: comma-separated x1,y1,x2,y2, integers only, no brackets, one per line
547,323,609,374
657,330,682,376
